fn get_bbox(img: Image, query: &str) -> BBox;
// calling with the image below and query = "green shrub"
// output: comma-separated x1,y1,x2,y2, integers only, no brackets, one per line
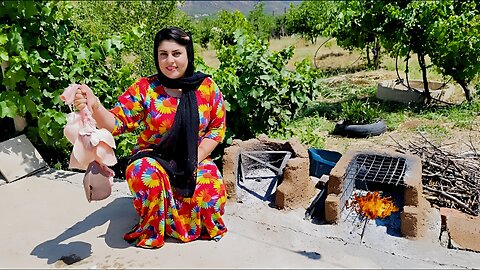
339,98,381,124
213,30,323,141
0,1,139,169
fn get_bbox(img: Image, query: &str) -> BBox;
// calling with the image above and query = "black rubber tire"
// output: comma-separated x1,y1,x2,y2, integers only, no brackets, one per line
332,119,387,138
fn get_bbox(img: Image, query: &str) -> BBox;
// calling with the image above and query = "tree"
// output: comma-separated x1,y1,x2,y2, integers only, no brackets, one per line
213,30,322,140
285,1,331,44
210,10,254,50
247,2,275,41
70,0,187,76
328,0,385,69
272,13,288,39
381,1,440,103
0,1,139,163
192,16,215,49
381,0,480,102
427,0,480,101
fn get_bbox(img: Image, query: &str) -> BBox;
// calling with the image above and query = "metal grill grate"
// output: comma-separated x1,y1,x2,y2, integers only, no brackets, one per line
347,154,407,185
340,154,407,211
237,151,292,201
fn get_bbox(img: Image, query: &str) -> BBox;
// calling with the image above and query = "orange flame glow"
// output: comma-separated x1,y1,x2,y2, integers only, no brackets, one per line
346,191,399,220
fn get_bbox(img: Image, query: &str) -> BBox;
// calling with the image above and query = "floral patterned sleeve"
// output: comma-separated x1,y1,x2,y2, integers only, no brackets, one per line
203,80,226,143
109,78,148,136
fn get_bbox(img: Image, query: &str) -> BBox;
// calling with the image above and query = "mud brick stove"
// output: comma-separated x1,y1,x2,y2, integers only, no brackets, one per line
325,149,432,238
222,135,317,210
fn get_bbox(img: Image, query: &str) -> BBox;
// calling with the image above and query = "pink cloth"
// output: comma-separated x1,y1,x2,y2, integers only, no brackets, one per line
60,84,117,171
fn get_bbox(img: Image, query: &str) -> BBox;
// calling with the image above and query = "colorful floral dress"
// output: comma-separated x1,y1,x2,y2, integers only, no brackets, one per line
109,76,227,248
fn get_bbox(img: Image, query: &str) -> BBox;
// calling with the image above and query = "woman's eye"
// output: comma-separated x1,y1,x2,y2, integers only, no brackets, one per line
173,52,181,57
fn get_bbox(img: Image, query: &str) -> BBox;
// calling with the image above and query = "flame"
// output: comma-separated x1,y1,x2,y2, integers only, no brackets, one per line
346,191,399,220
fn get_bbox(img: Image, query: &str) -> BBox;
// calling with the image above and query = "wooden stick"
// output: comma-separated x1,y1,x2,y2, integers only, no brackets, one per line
423,186,476,215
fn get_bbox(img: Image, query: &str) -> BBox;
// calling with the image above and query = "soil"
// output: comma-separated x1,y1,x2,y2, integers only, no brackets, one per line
316,68,478,156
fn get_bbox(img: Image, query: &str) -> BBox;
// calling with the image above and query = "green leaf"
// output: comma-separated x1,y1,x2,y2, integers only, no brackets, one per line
103,39,113,54
251,88,261,98
26,76,40,90
42,89,55,99
110,36,124,50
267,117,275,125
91,49,103,60
224,100,231,111
76,45,89,60
0,34,7,45
21,1,39,18
0,100,16,118
4,67,27,88
38,116,50,143
53,111,66,125
7,26,24,54
0,49,8,61
24,97,37,117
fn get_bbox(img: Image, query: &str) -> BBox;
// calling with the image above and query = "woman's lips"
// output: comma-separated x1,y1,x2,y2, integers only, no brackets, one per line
166,66,177,71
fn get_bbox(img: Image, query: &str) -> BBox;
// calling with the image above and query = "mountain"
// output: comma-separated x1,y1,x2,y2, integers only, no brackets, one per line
179,1,301,17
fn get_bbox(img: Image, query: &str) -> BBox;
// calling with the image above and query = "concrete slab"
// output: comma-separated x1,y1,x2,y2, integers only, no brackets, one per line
377,80,455,104
0,171,479,268
0,134,47,182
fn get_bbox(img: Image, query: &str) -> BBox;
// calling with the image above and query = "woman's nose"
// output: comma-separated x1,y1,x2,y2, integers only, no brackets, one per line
166,54,175,63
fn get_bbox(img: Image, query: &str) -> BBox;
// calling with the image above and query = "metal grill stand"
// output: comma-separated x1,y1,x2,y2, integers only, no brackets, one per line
340,154,407,214
237,151,291,203
324,149,426,238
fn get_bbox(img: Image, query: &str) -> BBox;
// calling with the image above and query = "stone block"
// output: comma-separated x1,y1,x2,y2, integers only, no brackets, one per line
0,134,48,182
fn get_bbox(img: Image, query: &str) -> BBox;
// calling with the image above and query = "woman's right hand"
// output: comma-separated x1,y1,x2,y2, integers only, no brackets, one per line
74,84,99,112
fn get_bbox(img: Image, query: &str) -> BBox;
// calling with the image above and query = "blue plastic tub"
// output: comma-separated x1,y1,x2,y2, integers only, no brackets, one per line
308,148,342,177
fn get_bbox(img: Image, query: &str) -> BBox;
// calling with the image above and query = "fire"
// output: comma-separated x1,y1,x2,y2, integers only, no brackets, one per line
346,191,399,220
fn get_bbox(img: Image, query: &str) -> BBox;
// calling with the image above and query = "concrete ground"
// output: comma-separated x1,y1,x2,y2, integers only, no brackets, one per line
1,168,480,269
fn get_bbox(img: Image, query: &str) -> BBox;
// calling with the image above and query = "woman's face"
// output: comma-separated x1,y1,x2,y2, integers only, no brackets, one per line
157,39,188,80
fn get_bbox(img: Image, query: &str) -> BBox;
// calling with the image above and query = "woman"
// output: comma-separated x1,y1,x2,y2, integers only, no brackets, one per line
73,26,227,248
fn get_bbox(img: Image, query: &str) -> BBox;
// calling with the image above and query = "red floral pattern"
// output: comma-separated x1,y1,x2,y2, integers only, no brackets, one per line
109,76,227,248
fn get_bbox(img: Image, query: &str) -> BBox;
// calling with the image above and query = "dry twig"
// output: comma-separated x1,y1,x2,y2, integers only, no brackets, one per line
390,132,480,216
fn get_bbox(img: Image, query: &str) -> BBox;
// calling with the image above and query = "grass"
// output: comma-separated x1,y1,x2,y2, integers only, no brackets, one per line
415,124,451,143
199,35,446,82
197,35,479,150
269,80,480,148
197,44,220,69
381,53,444,82
269,114,334,149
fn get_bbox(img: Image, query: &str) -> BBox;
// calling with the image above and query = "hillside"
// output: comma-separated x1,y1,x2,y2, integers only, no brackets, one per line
179,1,301,17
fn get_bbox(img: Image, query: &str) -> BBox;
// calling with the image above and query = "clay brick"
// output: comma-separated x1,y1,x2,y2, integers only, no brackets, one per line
325,193,341,224
224,135,316,210
442,208,480,252
222,145,241,200
401,206,420,238
327,150,353,195
439,207,463,226
285,137,309,158
404,186,419,206
327,174,343,195
275,157,316,210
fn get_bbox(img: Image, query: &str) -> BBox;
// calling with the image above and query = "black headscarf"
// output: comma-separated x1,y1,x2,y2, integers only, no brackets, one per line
131,27,210,197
